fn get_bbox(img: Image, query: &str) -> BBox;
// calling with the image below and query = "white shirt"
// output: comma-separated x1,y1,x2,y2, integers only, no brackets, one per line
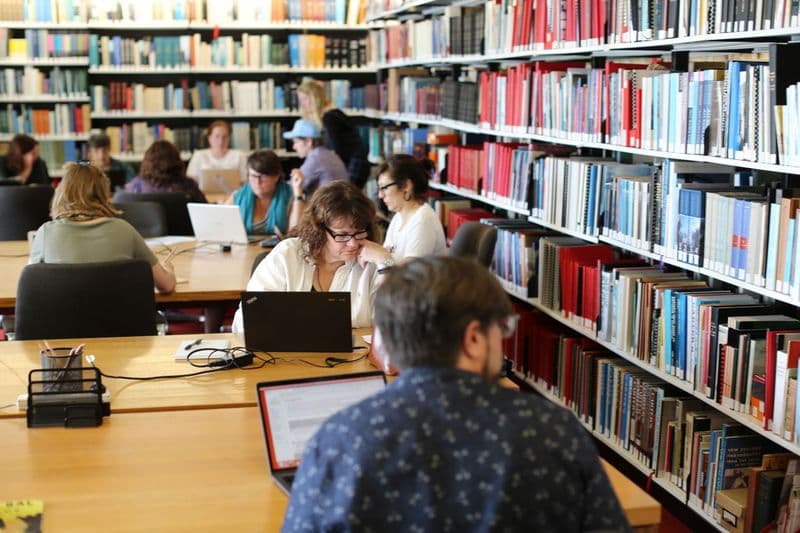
186,149,248,182
232,238,379,333
383,203,447,260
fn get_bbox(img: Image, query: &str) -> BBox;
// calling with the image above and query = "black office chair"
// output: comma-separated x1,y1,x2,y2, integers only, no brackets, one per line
0,178,22,186
114,201,168,238
15,260,157,340
0,185,53,240
112,191,195,236
251,251,269,275
448,222,498,268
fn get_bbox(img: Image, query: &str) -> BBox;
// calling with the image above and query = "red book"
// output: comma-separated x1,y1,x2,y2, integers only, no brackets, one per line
765,330,800,430
558,245,616,318
520,0,534,47
533,0,547,49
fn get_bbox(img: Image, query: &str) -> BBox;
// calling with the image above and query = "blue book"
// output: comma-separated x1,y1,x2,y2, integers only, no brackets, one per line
598,361,608,433
731,198,744,277
785,218,796,292
111,36,122,66
621,372,632,448
586,166,598,235
704,430,720,508
686,73,699,153
726,62,743,158
288,35,300,67
739,200,752,280
63,141,77,164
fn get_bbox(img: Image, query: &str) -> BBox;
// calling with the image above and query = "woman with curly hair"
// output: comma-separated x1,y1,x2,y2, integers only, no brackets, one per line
231,180,391,332
124,140,206,202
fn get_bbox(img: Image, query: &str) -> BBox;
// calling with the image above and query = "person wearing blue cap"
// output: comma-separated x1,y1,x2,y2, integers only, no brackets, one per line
283,118,348,200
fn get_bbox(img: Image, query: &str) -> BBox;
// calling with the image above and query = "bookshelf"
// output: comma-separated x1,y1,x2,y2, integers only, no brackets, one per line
370,0,800,530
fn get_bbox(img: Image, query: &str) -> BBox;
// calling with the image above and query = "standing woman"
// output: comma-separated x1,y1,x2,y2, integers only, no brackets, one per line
29,162,176,293
185,120,248,182
0,134,50,184
357,154,447,264
297,79,370,188
226,149,304,235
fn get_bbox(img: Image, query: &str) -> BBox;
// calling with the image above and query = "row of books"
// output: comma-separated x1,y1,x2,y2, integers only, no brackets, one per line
91,78,370,114
0,66,88,97
2,0,369,24
505,304,798,530
371,0,800,60
384,71,478,124
1,30,89,60
36,139,81,170
88,34,368,70
0,102,90,135
102,120,287,155
469,49,798,166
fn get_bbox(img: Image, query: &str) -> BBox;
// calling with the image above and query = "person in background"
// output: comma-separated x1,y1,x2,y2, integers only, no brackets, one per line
125,140,207,203
231,181,391,332
86,132,135,190
297,79,371,188
185,120,247,182
357,153,446,266
0,134,50,185
282,119,348,200
283,256,631,533
226,149,304,236
29,162,176,293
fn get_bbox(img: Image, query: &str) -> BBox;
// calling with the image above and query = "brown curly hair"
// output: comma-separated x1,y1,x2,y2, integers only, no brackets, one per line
291,181,377,263
138,140,185,187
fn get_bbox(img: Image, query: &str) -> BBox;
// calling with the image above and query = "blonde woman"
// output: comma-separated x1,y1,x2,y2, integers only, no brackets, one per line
297,79,370,188
28,162,176,293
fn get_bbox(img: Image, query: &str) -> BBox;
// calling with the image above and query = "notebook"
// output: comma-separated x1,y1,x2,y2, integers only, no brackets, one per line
256,372,387,495
241,291,352,352
198,167,242,195
187,203,258,244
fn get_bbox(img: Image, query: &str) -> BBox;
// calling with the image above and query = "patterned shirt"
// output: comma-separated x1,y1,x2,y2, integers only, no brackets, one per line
282,367,631,533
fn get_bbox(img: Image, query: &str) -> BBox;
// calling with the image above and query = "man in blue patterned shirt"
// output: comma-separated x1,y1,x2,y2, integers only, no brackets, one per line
283,256,631,532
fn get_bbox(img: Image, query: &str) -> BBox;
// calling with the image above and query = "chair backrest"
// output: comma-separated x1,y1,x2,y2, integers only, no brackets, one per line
251,250,269,275
0,185,53,240
448,221,498,268
114,201,168,238
112,191,194,236
15,260,157,340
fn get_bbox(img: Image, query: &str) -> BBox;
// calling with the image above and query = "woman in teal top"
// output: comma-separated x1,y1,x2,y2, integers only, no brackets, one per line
227,149,305,235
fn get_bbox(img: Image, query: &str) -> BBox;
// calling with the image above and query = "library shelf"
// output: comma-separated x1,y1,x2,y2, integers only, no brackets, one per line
526,216,600,243
512,369,726,532
85,20,379,31
0,133,90,141
377,110,800,175
496,276,800,458
0,22,87,29
88,66,377,75
0,58,89,67
0,95,90,103
91,110,300,120
366,0,447,22
428,181,529,215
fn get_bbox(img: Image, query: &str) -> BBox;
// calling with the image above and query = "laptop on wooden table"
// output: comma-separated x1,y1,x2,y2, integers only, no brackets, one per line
256,372,387,495
187,203,261,244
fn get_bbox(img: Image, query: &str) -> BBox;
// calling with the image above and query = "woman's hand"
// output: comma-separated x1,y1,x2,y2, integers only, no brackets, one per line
357,240,392,268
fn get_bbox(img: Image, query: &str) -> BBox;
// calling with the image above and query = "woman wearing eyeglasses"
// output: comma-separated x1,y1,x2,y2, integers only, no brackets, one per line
358,154,447,267
226,149,304,235
231,180,387,332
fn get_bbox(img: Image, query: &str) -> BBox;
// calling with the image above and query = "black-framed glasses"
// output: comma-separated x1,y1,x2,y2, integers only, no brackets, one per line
377,181,399,193
325,227,369,243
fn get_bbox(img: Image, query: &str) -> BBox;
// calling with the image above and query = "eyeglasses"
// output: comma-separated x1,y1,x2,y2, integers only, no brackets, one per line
325,226,369,243
497,314,519,339
377,181,399,193
248,171,279,181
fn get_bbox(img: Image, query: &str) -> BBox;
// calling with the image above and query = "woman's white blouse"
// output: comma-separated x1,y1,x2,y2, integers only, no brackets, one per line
383,202,447,260
232,237,378,333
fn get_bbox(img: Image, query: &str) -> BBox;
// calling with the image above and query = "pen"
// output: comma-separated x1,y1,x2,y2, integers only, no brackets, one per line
184,339,202,351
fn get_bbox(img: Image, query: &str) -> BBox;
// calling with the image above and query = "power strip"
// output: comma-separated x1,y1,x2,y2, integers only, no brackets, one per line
16,391,111,411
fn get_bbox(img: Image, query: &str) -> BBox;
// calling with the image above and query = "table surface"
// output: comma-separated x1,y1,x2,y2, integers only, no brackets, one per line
1,406,659,532
0,331,374,418
0,239,267,309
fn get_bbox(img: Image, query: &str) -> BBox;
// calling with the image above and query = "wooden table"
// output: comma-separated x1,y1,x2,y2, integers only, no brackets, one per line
0,239,266,310
1,406,659,532
1,407,285,532
0,332,374,419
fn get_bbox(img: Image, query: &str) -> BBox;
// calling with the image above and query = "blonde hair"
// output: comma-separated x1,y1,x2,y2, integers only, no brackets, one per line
51,162,120,220
297,79,329,126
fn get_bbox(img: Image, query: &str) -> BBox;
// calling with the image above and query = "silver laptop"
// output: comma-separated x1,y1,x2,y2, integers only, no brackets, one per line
256,372,387,495
198,167,242,195
187,203,255,244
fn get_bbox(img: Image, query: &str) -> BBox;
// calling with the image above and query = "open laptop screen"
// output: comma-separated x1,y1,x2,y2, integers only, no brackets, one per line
257,373,386,471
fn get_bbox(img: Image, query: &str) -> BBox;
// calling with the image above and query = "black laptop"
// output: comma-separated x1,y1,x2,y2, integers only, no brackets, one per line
256,372,387,494
241,291,352,352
